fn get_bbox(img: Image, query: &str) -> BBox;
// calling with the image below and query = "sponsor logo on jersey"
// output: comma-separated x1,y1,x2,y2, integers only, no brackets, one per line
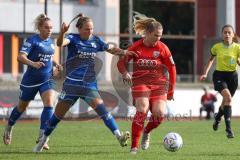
153,51,160,58
136,59,158,67
77,51,96,58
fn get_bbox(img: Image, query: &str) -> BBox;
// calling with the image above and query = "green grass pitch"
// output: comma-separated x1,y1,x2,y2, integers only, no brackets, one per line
1,119,240,160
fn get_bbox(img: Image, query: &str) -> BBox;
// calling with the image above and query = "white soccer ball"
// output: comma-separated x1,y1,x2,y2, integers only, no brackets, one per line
163,132,183,152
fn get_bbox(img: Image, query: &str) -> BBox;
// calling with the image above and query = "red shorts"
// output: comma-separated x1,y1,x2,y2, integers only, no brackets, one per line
132,85,167,102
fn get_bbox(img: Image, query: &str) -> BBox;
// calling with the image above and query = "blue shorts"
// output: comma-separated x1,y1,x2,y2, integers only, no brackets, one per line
58,79,101,105
19,79,55,101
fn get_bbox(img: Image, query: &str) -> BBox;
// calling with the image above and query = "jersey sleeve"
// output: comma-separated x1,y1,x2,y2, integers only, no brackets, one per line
117,45,135,74
65,34,75,44
162,44,176,97
19,37,34,55
210,44,217,56
97,36,109,51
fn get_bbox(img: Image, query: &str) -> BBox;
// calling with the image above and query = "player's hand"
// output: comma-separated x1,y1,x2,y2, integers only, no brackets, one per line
237,58,240,66
125,51,139,58
53,64,63,79
167,93,174,101
61,22,69,34
32,61,45,69
199,74,207,81
122,72,132,86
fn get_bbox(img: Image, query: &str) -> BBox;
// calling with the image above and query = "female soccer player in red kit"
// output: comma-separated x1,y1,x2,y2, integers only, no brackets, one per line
117,13,176,154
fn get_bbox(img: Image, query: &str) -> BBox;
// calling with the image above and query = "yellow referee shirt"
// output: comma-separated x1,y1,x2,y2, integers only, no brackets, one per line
211,42,240,71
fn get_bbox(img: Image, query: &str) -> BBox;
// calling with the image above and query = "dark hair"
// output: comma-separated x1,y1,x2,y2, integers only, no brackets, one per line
221,24,239,43
75,14,92,28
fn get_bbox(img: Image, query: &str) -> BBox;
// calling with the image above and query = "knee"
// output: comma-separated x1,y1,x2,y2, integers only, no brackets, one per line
136,102,148,113
90,98,103,108
223,95,232,105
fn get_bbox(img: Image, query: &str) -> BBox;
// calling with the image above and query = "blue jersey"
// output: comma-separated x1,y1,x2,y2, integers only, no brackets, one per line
20,34,55,86
65,34,109,83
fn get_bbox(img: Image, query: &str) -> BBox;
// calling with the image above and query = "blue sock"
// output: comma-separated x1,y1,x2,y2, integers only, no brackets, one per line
8,107,23,126
95,104,119,134
40,106,53,130
44,114,61,136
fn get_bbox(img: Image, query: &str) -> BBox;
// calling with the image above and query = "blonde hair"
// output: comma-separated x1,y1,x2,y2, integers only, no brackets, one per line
133,12,163,36
75,14,92,28
34,14,51,32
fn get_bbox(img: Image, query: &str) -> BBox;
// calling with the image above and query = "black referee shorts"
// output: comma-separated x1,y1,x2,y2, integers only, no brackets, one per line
212,70,238,96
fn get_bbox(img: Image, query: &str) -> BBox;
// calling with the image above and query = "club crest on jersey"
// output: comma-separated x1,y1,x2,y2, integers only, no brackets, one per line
51,44,55,49
153,51,160,58
91,42,97,48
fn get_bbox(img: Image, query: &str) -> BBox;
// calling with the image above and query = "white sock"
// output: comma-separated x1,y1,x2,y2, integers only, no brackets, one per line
114,129,121,138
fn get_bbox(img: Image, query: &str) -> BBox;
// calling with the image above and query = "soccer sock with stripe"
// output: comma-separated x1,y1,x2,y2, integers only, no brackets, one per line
44,114,61,136
40,106,53,130
223,106,232,131
8,106,23,126
215,107,224,122
144,115,164,134
131,111,147,149
95,103,120,137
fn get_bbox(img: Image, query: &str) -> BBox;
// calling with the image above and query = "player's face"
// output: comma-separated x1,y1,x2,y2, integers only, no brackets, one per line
222,27,234,44
146,29,162,44
78,21,94,40
39,20,53,39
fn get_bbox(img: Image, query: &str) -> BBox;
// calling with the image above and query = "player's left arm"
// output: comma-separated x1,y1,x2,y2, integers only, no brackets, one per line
162,45,176,100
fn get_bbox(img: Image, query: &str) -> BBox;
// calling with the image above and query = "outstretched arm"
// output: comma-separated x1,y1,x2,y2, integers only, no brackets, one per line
106,47,138,57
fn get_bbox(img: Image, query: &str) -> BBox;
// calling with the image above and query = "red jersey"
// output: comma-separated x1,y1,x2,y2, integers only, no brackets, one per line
201,93,217,105
117,39,176,97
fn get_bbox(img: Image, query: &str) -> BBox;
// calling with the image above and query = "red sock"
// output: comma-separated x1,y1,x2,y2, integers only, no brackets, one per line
131,111,147,149
144,115,164,134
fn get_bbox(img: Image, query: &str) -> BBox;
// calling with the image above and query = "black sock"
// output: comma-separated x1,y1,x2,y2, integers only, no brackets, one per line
215,107,224,121
223,106,232,131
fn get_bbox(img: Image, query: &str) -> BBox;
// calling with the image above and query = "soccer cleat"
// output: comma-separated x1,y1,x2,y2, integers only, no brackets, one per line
36,139,50,150
141,132,150,150
33,135,49,153
130,147,138,154
3,125,13,145
226,129,234,139
36,130,50,150
117,131,130,147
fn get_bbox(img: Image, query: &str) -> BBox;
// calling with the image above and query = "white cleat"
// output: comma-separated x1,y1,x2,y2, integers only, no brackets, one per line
130,147,138,154
33,135,49,153
36,129,50,150
117,131,130,147
141,132,150,150
3,125,13,145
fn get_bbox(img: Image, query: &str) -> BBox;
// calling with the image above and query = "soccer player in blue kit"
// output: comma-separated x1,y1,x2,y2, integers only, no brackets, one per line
34,14,137,152
3,14,60,150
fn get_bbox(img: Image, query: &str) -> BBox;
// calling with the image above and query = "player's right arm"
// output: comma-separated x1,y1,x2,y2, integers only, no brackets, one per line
18,53,45,69
18,37,45,69
199,55,215,81
57,22,70,47
117,51,134,85
200,44,217,81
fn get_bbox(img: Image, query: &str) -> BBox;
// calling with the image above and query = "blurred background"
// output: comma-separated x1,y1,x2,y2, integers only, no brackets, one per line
0,0,240,120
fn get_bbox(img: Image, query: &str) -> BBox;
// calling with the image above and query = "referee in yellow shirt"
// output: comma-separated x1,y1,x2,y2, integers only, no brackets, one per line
200,24,240,138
